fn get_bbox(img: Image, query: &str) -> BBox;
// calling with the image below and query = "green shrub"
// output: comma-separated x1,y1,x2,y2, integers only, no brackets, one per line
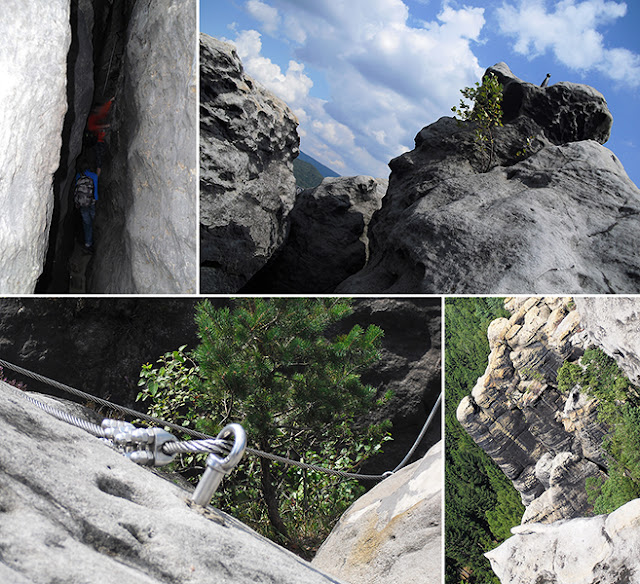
452,73,504,172
137,297,391,558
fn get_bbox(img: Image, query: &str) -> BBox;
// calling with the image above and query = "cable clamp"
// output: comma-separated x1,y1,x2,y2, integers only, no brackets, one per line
101,419,178,467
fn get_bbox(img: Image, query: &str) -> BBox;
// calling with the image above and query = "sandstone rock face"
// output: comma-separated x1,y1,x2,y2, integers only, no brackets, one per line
338,64,640,294
486,498,640,584
313,441,442,584
0,0,70,293
457,297,607,523
200,34,299,293
89,0,197,293
574,297,640,385
0,382,347,583
244,176,387,292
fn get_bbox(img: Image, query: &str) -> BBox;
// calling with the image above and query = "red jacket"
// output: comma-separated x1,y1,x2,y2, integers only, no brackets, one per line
88,99,114,142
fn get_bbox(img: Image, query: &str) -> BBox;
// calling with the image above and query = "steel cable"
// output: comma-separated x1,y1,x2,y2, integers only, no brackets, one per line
1,358,441,481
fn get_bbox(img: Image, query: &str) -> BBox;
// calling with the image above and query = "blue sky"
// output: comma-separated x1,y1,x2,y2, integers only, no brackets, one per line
200,0,640,187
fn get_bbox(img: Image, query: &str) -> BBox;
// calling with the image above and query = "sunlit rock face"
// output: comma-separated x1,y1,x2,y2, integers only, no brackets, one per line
457,297,607,524
313,441,442,584
0,0,70,293
199,33,299,293
337,63,640,294
486,498,640,584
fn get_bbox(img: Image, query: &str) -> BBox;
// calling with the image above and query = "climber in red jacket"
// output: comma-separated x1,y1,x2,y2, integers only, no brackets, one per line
87,97,115,175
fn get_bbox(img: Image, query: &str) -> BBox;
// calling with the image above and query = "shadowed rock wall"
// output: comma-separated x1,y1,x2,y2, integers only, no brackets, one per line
90,0,197,293
0,0,70,293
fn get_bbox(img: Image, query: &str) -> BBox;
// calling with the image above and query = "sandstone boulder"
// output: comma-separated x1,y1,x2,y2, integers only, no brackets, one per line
337,64,640,294
0,0,70,293
200,34,299,293
244,176,387,292
312,441,442,584
486,498,640,584
89,0,197,293
0,381,347,584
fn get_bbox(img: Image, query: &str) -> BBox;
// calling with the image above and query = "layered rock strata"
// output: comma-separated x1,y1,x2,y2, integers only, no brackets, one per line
338,63,640,294
243,176,387,292
486,498,640,584
200,33,299,293
313,441,442,584
90,0,197,293
0,381,347,583
457,297,607,524
0,0,70,293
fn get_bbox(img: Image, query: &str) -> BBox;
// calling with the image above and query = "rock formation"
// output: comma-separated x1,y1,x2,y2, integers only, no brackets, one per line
243,177,387,292
2,1,197,294
485,498,640,584
200,33,299,293
574,297,640,385
90,0,197,293
337,63,640,294
0,381,347,583
313,441,442,584
457,297,608,524
0,0,70,293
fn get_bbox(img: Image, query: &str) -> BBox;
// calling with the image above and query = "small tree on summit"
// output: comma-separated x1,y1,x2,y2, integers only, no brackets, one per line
452,72,504,172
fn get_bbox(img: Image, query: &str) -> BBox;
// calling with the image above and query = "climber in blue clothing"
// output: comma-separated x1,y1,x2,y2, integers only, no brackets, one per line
73,156,99,254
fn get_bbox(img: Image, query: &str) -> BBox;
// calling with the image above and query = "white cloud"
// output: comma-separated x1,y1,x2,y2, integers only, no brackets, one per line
245,0,280,34
497,0,640,86
228,0,486,176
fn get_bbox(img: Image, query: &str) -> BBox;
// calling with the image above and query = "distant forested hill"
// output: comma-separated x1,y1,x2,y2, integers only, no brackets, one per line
293,151,340,189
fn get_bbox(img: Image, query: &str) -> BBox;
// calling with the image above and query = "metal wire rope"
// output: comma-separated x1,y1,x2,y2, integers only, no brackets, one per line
1,357,441,481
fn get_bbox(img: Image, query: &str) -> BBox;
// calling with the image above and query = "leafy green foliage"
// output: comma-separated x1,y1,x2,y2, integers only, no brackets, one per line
557,347,640,514
138,297,390,558
451,73,504,172
445,298,523,584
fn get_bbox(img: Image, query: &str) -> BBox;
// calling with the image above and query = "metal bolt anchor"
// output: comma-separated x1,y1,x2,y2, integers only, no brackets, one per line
191,423,246,507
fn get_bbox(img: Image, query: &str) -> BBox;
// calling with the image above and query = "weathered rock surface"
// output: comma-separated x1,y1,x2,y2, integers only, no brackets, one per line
313,441,442,584
243,176,387,292
200,33,299,293
457,297,607,523
0,381,347,583
90,0,197,293
574,297,640,385
0,0,70,293
486,498,640,584
337,63,640,294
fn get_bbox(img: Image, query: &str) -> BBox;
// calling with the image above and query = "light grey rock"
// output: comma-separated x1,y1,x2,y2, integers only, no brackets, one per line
457,297,606,522
0,0,70,293
574,297,640,385
312,441,442,584
0,381,347,584
337,64,640,294
244,176,387,292
90,0,197,293
200,33,299,293
486,498,640,584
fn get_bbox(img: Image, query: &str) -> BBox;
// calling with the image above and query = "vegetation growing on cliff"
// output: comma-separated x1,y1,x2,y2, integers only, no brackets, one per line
445,298,524,584
557,347,640,514
137,297,390,558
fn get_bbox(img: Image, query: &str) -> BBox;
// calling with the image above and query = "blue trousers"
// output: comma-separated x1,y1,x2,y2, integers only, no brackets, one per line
80,203,96,247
